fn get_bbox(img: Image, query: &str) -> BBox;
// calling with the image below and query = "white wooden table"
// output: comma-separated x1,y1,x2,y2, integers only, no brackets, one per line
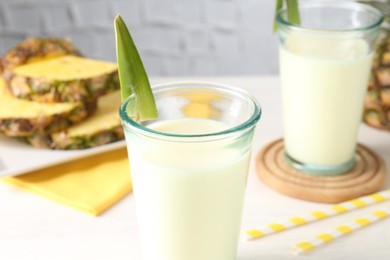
0,76,389,260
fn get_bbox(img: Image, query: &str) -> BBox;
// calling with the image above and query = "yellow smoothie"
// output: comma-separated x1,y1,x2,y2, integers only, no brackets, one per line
127,118,251,260
280,35,373,166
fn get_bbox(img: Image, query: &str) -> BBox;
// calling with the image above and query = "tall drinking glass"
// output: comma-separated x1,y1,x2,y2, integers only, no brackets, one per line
120,82,261,260
277,2,383,176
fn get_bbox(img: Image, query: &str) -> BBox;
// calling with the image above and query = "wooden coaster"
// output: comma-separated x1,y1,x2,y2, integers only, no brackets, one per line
256,139,387,203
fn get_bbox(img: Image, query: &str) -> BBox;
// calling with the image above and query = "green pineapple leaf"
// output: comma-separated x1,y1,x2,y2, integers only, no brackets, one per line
274,0,301,32
274,0,284,32
286,0,301,24
114,15,158,121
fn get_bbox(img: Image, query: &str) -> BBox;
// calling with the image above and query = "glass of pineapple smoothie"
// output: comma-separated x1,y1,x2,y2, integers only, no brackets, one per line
277,2,383,176
119,82,261,260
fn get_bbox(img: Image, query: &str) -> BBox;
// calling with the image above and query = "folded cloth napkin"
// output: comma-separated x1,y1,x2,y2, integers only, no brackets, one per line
2,147,132,216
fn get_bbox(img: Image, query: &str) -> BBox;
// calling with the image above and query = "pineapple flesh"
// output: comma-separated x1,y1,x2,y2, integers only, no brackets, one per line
24,90,124,149
0,78,96,137
7,55,119,103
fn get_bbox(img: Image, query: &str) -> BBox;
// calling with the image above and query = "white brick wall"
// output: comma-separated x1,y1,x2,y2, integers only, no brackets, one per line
0,0,279,76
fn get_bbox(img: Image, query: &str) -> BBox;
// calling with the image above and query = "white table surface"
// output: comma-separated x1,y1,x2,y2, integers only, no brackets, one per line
0,76,389,260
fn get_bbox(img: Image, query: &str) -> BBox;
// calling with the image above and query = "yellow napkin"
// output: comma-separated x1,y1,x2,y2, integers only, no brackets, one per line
2,148,132,216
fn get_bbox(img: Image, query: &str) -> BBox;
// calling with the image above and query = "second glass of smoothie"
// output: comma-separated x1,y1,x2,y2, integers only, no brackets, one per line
277,2,383,176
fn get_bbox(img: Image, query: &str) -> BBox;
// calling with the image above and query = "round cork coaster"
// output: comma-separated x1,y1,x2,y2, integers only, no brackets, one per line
256,139,387,203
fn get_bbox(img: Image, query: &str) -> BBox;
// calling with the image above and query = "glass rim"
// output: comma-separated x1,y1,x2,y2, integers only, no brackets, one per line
119,81,262,139
276,1,384,33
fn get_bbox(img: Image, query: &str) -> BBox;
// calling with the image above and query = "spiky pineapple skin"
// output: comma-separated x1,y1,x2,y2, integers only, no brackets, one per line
364,28,390,131
23,125,124,150
8,70,119,103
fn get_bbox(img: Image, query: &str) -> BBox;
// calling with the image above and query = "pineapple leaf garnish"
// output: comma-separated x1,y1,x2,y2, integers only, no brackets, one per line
274,0,301,32
274,0,284,32
114,15,158,121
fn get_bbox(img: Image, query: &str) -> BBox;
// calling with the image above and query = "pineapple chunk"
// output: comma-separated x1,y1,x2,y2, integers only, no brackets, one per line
0,81,75,118
25,91,124,150
0,78,96,136
8,55,119,103
61,91,121,137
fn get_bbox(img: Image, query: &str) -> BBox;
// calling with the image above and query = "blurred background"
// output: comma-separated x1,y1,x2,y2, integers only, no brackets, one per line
0,0,278,76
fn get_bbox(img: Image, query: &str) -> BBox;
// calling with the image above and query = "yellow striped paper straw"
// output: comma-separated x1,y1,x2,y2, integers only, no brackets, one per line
291,204,390,255
246,189,390,240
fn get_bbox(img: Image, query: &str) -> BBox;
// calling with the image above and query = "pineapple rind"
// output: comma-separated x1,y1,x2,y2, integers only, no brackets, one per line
22,125,124,150
364,108,390,130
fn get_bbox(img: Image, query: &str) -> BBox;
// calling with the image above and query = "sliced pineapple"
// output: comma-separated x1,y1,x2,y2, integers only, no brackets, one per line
7,55,119,103
24,91,124,150
364,27,390,131
0,37,81,76
0,78,96,137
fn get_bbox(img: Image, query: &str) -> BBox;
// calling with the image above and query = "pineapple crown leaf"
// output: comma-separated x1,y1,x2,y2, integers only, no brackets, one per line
274,0,301,32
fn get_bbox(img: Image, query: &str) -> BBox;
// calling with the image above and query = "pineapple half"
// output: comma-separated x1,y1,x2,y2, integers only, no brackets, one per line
364,27,390,131
0,37,81,76
7,55,119,103
0,78,96,137
24,90,124,150
356,0,390,131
